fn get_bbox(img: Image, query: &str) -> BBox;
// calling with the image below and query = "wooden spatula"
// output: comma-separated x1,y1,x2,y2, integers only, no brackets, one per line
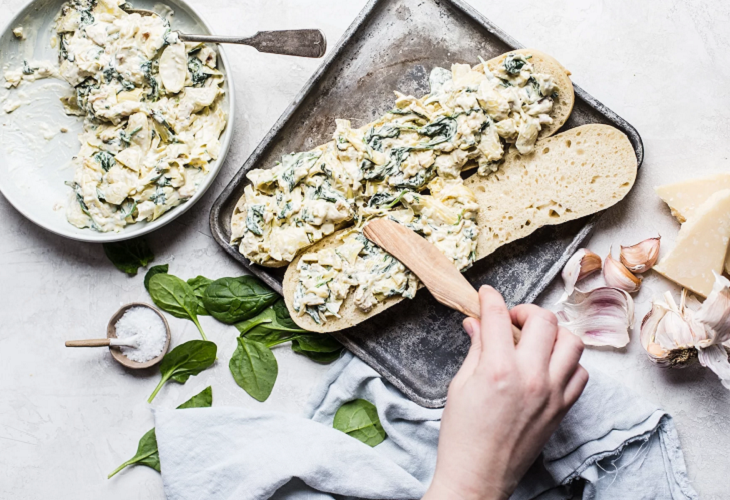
363,218,521,343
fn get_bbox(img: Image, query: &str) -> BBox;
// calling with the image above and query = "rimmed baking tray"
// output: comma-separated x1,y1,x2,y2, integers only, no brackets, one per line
210,0,643,408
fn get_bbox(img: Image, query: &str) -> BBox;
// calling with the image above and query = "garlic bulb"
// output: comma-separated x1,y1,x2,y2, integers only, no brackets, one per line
603,252,642,293
641,273,730,389
620,237,660,273
561,249,602,295
557,287,634,348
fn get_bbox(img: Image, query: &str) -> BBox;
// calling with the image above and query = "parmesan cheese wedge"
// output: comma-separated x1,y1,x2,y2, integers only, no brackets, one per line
655,174,730,223
654,189,730,298
656,173,730,274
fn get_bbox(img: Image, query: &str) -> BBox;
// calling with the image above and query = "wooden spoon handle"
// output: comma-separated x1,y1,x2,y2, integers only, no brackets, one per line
65,339,112,347
432,286,521,344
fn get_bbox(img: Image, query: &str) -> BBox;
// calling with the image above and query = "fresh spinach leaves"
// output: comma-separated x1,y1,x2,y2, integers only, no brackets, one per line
187,276,212,316
143,264,169,291
147,340,217,402
148,274,208,340
103,238,154,276
229,337,278,402
237,299,343,363
108,386,212,478
333,399,387,447
235,299,306,340
202,276,278,324
229,301,341,401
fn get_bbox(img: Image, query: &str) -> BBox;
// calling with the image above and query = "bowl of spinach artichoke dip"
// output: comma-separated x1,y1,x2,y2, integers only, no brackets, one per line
0,0,233,241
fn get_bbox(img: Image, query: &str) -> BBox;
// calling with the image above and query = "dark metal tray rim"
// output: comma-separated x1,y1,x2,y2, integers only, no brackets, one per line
209,0,644,408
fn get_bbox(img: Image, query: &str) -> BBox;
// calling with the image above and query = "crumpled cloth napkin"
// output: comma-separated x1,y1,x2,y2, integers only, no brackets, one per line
154,352,698,500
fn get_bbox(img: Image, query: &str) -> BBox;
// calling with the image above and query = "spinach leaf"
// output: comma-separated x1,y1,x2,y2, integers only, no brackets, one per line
291,334,343,364
418,115,457,139
503,54,527,75
364,124,400,152
245,204,265,236
147,340,217,402
187,56,210,86
176,385,213,410
333,399,387,447
187,275,212,316
108,386,213,478
103,238,154,276
149,274,208,340
229,337,277,402
202,276,278,324
107,428,159,478
93,151,116,172
143,264,168,291
235,299,306,337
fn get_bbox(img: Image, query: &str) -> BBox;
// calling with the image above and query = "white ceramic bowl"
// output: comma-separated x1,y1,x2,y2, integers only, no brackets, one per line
0,0,234,242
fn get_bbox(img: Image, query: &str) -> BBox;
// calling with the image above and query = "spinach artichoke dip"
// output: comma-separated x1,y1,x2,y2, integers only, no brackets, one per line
4,0,227,232
231,54,557,324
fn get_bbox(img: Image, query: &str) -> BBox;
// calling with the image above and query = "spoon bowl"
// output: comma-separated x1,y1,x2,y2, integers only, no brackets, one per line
107,303,171,369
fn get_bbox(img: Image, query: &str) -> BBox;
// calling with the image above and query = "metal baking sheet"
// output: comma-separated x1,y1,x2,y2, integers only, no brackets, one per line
210,0,643,408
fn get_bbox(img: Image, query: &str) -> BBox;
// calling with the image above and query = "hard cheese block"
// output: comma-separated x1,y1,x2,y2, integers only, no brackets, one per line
654,189,730,297
656,173,730,274
655,173,730,223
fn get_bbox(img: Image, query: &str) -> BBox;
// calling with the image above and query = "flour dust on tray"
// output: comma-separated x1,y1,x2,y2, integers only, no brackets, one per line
114,306,166,362
2,0,228,232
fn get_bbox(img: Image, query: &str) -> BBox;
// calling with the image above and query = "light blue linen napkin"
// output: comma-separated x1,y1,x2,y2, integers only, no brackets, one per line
154,353,697,500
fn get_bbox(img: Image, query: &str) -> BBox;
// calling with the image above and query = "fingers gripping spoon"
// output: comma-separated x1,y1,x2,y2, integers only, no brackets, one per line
127,9,327,58
362,219,521,343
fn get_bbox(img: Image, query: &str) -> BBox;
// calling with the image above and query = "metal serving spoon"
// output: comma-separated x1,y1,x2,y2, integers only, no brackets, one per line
127,8,327,58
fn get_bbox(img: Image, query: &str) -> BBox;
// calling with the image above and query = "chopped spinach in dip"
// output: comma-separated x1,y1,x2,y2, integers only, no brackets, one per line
3,0,228,232
230,54,556,323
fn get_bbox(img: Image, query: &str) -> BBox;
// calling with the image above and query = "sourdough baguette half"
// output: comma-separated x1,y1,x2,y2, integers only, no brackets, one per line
238,49,574,268
284,124,637,333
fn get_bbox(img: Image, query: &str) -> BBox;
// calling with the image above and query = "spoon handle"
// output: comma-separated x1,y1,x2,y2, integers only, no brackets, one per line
65,339,111,347
179,29,327,58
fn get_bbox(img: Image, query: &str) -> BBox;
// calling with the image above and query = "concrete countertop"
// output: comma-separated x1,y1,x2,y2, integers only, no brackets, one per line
1,0,728,498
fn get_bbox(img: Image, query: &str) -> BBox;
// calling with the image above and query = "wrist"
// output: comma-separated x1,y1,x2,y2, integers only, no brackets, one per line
424,474,509,500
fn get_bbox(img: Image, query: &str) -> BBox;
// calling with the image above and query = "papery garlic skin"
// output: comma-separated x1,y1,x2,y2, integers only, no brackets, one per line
697,344,730,390
693,272,730,346
562,249,602,295
557,287,634,348
620,237,660,273
603,253,642,293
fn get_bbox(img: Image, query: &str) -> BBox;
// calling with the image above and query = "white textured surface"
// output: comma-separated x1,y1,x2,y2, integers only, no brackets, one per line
0,0,728,498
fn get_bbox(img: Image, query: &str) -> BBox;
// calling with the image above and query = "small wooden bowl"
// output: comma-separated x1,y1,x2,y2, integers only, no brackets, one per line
107,302,171,369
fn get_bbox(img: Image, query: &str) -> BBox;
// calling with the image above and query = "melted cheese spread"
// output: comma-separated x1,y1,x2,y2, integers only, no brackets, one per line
3,0,227,232
231,54,556,323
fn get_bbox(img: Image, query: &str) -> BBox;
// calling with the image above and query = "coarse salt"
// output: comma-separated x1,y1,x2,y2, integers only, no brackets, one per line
115,306,167,363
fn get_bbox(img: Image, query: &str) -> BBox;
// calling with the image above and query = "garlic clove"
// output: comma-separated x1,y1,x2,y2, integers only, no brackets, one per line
640,301,669,360
561,248,602,295
603,251,642,293
656,311,695,350
557,287,634,348
620,236,661,273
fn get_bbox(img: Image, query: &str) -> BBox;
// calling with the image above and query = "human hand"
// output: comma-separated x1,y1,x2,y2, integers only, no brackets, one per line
423,286,588,500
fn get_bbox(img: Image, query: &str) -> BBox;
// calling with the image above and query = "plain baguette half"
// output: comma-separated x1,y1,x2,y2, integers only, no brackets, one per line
283,124,638,333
